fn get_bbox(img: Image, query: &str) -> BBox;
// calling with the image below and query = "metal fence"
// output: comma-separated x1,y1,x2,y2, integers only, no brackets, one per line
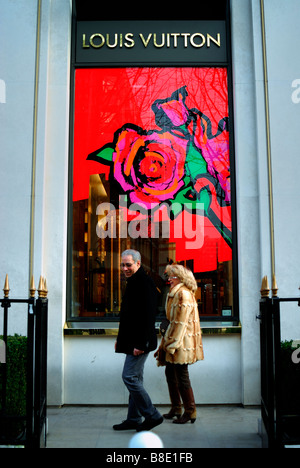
0,275,48,448
259,276,300,448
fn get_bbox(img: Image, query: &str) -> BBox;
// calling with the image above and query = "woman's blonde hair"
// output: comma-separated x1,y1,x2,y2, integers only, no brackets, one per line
165,264,198,293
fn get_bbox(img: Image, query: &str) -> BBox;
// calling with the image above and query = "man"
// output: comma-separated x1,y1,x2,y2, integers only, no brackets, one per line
113,249,163,432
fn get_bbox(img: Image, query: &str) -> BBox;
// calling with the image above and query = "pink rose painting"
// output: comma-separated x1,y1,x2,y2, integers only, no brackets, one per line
88,86,231,241
112,126,187,207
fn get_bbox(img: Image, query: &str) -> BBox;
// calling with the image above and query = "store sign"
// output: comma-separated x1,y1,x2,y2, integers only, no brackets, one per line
76,21,227,64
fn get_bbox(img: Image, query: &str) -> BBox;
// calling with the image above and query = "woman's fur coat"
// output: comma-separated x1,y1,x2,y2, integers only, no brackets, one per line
157,283,204,366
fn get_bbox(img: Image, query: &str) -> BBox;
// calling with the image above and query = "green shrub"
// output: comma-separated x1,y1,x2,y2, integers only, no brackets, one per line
0,335,28,439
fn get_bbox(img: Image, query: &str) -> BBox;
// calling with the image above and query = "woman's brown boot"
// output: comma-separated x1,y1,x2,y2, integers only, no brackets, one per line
173,387,196,424
163,407,182,420
163,385,182,420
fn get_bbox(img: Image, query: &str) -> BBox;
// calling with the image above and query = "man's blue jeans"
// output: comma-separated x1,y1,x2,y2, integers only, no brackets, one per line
122,353,161,423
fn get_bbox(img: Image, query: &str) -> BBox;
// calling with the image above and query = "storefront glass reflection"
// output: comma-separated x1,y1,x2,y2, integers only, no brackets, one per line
71,68,233,319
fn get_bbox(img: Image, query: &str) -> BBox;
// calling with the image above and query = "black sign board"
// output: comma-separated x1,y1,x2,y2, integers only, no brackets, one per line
75,21,227,65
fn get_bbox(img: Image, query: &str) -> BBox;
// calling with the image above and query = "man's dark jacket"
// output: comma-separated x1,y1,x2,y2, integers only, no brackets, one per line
116,266,158,355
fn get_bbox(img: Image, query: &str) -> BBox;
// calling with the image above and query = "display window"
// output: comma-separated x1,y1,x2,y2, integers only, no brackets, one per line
69,67,234,321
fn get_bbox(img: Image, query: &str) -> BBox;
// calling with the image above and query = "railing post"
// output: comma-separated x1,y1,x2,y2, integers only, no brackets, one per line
271,274,278,298
26,276,48,448
1,276,11,430
26,277,36,448
0,274,48,448
260,277,273,447
259,275,296,448
272,296,282,447
260,275,270,298
3,275,10,299
33,277,48,448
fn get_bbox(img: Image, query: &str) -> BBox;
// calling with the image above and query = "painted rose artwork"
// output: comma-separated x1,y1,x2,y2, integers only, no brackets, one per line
73,68,232,272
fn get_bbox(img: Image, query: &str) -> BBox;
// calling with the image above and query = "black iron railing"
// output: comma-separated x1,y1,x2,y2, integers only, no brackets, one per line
0,276,48,448
259,276,300,448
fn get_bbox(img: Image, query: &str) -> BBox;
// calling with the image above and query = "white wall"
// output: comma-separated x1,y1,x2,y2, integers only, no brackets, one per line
39,0,72,405
0,0,72,405
230,0,300,405
64,335,242,405
0,0,37,308
263,0,300,340
231,0,262,405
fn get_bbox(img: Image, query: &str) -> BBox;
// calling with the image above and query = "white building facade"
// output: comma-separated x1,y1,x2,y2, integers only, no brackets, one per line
1,0,300,407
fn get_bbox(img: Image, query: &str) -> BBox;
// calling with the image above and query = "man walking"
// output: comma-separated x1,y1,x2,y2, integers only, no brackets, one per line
113,249,163,432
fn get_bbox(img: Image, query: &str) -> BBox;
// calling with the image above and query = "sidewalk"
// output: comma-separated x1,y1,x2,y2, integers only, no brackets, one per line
46,405,262,449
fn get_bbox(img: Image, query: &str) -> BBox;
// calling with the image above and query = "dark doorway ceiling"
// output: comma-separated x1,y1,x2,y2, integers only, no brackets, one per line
74,0,228,21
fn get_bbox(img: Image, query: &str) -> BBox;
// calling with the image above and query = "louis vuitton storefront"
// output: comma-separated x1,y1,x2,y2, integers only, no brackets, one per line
70,11,236,323
66,1,241,405
1,0,300,407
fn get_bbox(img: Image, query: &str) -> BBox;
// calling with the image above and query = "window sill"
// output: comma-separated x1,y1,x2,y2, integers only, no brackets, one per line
64,321,241,337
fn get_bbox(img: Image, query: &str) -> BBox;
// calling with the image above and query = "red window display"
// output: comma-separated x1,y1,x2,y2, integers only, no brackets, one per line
71,67,233,319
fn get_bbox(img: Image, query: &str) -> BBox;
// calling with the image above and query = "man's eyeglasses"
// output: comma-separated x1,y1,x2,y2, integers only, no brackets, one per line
168,276,178,280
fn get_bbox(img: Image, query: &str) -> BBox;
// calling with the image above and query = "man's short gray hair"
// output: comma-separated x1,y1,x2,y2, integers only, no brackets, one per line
121,249,141,263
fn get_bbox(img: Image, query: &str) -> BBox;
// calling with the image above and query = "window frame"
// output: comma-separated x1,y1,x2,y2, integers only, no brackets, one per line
67,4,239,325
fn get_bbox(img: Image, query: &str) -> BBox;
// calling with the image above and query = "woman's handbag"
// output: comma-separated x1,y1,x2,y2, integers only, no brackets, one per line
160,318,170,336
156,346,166,365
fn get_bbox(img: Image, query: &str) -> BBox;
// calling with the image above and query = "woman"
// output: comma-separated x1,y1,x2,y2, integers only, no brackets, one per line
155,264,204,424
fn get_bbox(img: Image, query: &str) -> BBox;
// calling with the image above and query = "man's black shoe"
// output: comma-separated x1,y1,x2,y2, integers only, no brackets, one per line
113,420,140,431
136,416,164,432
